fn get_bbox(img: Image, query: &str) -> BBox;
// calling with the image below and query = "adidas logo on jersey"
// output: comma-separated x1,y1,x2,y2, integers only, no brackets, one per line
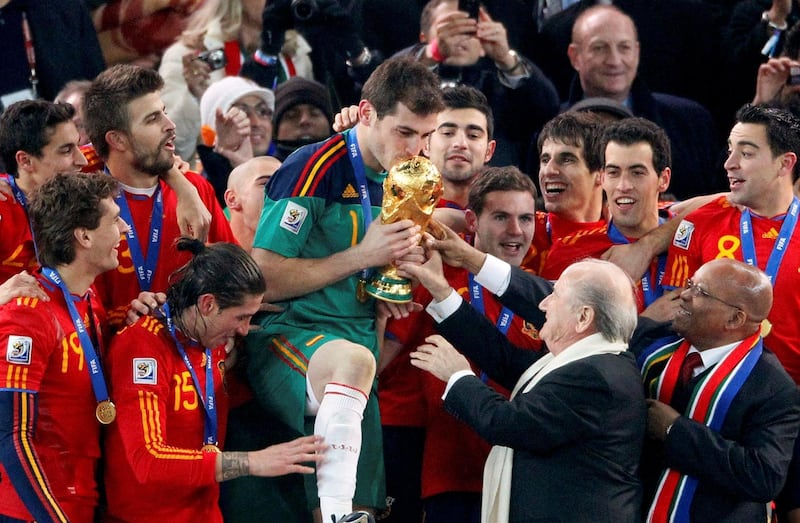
342,184,359,199
762,228,779,240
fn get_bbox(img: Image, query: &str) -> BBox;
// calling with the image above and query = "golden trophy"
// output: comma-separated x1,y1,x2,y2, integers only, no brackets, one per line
363,156,443,303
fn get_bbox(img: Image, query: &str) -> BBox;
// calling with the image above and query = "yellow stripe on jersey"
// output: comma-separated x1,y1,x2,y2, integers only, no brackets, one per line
19,392,69,522
298,139,345,197
14,297,39,308
668,254,690,287
5,366,29,389
138,390,203,460
272,337,309,373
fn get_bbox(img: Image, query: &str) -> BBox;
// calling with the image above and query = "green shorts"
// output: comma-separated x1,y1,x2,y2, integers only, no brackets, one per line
244,326,386,510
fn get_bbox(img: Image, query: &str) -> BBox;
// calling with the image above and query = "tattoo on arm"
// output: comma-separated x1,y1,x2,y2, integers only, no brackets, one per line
220,452,250,481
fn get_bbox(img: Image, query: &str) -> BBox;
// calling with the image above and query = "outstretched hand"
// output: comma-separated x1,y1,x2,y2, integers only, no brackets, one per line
410,334,470,382
249,434,326,477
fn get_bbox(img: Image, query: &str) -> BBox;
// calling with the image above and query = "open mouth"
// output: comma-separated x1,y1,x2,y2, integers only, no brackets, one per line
543,182,567,195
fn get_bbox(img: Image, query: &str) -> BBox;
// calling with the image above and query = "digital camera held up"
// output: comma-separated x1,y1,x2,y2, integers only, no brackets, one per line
197,48,227,71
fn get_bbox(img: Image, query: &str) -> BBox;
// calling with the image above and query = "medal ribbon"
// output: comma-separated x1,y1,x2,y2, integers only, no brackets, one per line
740,197,799,285
161,303,218,447
646,333,762,522
468,273,514,382
607,219,666,306
7,175,39,261
345,128,375,283
41,268,111,406
112,177,163,292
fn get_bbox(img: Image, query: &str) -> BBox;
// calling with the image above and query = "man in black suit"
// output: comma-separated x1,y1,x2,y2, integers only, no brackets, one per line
639,259,800,522
400,256,646,522
421,225,800,522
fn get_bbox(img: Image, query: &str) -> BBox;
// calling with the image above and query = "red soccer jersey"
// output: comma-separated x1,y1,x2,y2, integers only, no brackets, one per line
665,196,800,381
93,172,236,330
0,276,107,523
381,265,543,498
104,314,229,523
0,188,36,284
522,211,606,275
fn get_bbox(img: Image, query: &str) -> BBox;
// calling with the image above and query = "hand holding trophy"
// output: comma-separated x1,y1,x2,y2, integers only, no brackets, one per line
363,156,443,303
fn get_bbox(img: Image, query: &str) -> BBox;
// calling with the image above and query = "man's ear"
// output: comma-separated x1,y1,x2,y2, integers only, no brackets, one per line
197,293,217,315
484,140,497,164
567,43,581,70
464,209,479,234
106,130,128,152
224,189,241,211
14,150,34,173
73,227,92,249
358,100,376,127
575,305,595,333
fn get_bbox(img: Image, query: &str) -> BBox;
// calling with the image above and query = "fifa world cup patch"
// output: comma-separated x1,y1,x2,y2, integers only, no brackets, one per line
133,358,157,385
672,219,694,250
6,336,32,365
280,201,308,234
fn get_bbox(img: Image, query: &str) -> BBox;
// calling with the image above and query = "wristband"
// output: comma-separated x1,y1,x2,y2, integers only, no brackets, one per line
429,38,445,63
253,49,279,67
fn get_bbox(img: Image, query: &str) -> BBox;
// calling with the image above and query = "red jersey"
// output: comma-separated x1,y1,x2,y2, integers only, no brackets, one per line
93,172,236,330
522,211,606,275
104,314,229,523
665,196,800,381
0,187,36,283
382,265,543,498
0,276,108,523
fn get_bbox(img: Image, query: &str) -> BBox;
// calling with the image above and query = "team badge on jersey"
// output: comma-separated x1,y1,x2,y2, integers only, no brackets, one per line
6,336,32,365
280,201,308,234
673,220,695,250
133,358,157,385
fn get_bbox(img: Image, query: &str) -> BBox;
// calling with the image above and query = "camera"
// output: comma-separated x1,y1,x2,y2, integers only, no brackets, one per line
789,65,800,86
458,0,480,19
197,48,227,71
291,0,318,21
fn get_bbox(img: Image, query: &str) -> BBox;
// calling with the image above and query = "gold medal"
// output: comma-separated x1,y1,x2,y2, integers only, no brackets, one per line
760,318,773,338
201,444,221,453
96,400,117,425
356,278,369,303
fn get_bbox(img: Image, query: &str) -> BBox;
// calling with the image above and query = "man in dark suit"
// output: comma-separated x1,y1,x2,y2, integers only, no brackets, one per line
638,259,800,522
422,225,800,522
400,256,646,522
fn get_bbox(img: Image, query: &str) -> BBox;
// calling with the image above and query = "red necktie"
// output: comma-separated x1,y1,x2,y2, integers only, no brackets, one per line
680,351,703,385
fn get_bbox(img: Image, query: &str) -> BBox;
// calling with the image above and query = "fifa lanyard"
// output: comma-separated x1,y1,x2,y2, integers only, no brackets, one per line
110,171,163,292
41,268,112,412
606,219,666,306
346,128,374,283
6,176,40,261
740,197,800,285
162,303,218,447
468,273,514,383
21,12,38,98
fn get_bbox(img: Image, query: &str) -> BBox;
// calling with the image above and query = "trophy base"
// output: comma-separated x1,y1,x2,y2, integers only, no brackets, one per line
364,274,412,303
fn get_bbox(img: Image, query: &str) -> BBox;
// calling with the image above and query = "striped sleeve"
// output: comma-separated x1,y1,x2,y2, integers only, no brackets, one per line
0,391,69,523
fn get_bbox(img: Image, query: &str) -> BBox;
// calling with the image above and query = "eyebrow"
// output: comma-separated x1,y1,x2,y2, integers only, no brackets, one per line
728,139,761,149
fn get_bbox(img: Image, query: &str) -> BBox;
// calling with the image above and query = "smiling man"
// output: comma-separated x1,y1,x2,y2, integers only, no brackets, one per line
83,64,236,331
665,104,800,382
541,117,672,309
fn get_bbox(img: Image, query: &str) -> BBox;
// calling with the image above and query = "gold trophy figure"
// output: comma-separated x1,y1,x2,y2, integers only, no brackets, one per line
363,156,443,303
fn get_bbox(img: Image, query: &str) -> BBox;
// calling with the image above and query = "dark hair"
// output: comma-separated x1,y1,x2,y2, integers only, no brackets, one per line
736,103,800,180
468,166,538,216
84,64,165,159
28,172,119,267
600,117,672,172
167,239,266,323
361,57,444,119
0,100,76,176
442,85,494,140
783,21,800,60
537,112,604,172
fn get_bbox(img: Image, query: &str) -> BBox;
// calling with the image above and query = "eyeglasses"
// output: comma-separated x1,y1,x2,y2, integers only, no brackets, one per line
231,102,273,120
684,278,742,311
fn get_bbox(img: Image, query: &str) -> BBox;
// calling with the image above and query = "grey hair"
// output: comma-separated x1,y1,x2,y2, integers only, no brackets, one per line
568,259,638,343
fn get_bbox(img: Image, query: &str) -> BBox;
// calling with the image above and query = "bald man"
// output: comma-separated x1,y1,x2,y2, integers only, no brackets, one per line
564,4,719,200
637,259,800,522
224,156,282,251
402,256,646,522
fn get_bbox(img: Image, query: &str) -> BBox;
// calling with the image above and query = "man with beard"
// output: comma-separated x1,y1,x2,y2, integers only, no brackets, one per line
272,77,335,162
84,64,237,331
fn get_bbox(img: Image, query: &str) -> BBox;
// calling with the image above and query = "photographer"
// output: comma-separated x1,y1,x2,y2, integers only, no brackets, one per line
394,0,559,171
241,0,381,108
159,0,314,163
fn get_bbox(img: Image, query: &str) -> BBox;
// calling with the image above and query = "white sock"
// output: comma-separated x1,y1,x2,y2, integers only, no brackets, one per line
315,382,368,522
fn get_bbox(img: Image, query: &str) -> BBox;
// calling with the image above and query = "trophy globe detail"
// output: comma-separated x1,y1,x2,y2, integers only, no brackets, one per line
363,156,443,303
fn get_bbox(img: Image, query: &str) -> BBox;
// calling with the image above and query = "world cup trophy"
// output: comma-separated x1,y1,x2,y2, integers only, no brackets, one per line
363,156,443,303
